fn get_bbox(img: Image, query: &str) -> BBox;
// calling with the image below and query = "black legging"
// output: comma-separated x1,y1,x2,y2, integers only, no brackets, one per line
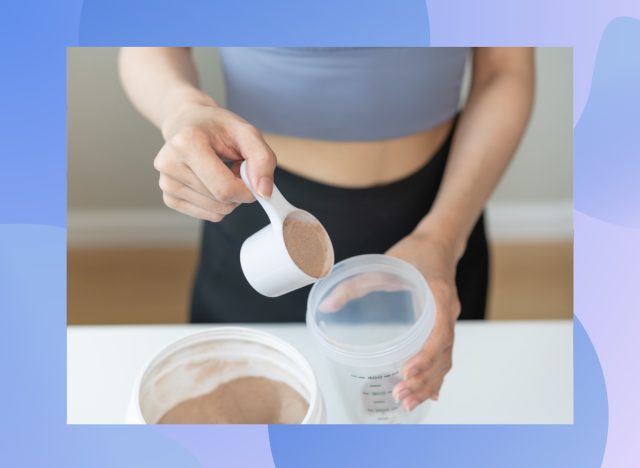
191,124,489,322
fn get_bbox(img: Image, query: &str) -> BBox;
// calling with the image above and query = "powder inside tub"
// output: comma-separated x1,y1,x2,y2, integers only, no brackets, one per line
157,376,309,424
283,217,331,278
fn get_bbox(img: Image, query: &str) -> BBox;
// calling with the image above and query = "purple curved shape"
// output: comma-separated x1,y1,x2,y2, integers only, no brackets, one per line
268,316,607,467
425,0,640,124
575,17,640,228
0,224,201,468
155,426,275,468
575,211,640,467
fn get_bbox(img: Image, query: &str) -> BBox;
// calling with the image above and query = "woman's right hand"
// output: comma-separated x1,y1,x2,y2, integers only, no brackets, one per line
154,94,277,222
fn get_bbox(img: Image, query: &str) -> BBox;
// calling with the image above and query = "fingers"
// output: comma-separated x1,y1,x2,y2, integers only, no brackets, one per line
392,324,454,411
168,126,254,204
431,380,444,401
405,372,447,408
403,354,452,395
392,357,451,411
159,174,238,218
155,147,215,199
233,125,277,198
394,358,451,400
155,140,241,221
318,272,409,312
401,292,456,378
162,194,227,223
402,327,453,379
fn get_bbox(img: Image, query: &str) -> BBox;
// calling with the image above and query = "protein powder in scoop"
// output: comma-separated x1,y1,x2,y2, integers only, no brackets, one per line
283,217,332,278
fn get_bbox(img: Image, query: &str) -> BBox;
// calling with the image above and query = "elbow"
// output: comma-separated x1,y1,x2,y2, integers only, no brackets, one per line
473,48,536,112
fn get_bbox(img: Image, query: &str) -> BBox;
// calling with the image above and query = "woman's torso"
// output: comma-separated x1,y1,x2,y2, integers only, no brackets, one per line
218,47,468,187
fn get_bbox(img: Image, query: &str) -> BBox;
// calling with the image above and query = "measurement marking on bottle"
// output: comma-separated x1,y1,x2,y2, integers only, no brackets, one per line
369,384,382,388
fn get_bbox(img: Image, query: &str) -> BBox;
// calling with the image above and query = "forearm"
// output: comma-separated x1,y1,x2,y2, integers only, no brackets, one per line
118,47,215,134
416,48,535,259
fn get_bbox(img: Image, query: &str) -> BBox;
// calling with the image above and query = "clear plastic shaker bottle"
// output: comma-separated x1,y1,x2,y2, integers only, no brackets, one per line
306,254,436,423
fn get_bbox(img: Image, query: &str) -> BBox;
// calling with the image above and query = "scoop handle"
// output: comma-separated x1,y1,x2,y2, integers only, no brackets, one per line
240,161,295,226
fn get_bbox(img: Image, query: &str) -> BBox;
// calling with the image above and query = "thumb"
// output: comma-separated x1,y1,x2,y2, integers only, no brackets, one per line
237,133,277,198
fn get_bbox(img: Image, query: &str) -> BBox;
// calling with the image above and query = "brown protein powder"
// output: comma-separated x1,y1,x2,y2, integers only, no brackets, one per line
157,376,309,424
283,217,331,278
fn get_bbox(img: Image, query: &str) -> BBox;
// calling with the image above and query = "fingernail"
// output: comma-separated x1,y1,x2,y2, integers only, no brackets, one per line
257,177,273,198
404,367,419,380
403,399,419,412
393,386,410,403
432,393,439,401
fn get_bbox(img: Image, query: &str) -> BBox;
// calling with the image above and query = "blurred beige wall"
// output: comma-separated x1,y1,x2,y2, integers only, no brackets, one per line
68,48,226,209
67,48,572,244
489,48,572,202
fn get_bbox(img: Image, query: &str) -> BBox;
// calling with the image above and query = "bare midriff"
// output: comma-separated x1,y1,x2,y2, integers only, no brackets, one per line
264,117,454,188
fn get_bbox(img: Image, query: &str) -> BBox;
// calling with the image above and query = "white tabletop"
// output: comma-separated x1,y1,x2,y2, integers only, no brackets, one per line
67,321,573,424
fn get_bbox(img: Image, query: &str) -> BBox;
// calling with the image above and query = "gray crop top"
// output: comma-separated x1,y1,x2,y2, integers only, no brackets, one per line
218,47,469,141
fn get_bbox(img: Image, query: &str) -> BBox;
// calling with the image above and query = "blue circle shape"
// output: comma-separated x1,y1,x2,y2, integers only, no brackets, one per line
575,17,640,228
269,317,607,468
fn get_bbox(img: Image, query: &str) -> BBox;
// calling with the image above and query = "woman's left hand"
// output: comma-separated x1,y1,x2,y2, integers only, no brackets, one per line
387,231,461,412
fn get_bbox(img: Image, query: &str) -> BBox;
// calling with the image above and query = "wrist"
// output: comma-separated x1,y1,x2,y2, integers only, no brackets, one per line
413,216,467,263
160,86,217,139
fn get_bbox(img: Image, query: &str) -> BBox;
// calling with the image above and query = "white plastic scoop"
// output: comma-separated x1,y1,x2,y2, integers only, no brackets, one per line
239,161,334,297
